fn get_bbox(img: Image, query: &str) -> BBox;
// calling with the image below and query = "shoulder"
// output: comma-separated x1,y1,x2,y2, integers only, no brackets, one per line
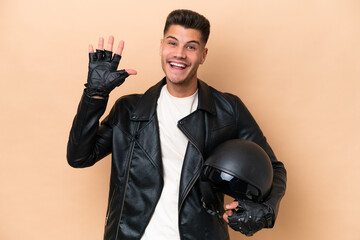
201,82,251,121
204,82,244,109
213,87,240,103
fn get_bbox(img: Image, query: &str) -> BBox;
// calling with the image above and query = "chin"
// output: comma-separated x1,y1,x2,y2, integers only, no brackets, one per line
165,72,186,84
167,77,186,85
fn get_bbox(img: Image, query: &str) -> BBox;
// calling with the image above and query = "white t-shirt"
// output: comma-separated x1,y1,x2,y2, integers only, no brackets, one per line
141,85,198,240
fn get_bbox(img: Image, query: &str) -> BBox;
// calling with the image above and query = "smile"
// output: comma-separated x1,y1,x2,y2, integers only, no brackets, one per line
169,61,188,70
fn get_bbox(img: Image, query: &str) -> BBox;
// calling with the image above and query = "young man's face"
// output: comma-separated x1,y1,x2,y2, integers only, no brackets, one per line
160,24,208,88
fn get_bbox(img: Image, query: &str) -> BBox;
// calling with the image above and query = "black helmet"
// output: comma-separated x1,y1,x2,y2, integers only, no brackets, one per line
202,139,273,203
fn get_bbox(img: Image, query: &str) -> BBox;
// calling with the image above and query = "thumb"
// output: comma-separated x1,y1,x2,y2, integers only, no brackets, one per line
125,69,137,75
108,70,129,87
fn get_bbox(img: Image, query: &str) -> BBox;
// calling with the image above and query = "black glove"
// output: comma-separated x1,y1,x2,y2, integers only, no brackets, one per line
227,200,274,236
85,49,129,97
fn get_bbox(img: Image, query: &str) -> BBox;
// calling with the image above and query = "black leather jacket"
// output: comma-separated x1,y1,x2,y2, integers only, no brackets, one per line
67,78,287,240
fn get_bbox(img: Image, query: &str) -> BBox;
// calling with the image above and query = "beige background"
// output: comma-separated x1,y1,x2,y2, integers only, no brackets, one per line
1,0,359,239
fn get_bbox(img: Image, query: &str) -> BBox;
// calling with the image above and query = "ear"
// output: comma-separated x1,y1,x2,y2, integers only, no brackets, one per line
200,48,208,64
159,39,163,56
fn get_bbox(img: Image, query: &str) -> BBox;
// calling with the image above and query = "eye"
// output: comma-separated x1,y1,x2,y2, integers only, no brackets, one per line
168,41,176,46
187,45,196,50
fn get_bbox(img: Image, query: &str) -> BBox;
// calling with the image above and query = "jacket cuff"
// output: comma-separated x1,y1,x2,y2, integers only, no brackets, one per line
262,202,275,228
82,89,109,104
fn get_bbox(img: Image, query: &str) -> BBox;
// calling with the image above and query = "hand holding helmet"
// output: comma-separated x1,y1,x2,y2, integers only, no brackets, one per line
226,199,274,236
201,139,275,236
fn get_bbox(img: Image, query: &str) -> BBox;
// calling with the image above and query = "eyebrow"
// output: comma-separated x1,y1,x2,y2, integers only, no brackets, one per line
166,36,201,45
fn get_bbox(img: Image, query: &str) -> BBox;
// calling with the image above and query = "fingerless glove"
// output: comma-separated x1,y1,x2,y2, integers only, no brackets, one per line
85,49,129,97
227,200,274,236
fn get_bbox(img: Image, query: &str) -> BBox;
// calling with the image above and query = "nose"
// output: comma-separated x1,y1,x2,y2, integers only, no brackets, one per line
173,46,186,59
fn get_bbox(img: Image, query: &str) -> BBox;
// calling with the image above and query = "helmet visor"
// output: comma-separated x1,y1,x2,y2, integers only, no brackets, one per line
202,166,261,202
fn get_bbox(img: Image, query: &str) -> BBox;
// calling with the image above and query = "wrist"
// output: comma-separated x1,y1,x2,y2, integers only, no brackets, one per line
91,95,105,99
262,203,275,228
84,86,109,98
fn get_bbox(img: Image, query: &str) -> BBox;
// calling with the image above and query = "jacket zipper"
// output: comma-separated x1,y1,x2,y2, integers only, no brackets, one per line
105,184,117,226
115,122,140,239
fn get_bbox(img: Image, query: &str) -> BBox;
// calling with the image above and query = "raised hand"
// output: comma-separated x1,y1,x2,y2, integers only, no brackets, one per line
85,36,137,98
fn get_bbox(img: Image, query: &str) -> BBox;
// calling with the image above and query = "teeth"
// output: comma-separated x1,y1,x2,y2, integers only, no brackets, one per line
170,62,186,68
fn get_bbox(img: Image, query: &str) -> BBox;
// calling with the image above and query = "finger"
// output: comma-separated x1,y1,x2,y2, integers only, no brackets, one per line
111,54,121,70
106,35,114,52
98,37,104,50
88,44,94,53
110,70,128,87
104,50,112,62
222,213,229,223
96,49,104,60
225,201,239,210
115,40,125,55
89,52,97,62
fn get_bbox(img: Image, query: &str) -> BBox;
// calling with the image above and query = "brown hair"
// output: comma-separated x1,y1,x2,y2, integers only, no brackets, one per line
163,9,210,44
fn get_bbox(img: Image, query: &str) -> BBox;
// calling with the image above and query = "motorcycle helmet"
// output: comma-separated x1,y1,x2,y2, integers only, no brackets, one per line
202,139,273,203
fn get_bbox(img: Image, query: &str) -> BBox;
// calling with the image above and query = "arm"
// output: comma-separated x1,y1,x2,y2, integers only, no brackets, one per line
66,36,136,168
67,94,111,168
223,96,287,235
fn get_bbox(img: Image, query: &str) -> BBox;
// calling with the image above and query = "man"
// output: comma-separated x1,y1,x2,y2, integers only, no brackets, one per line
67,9,286,240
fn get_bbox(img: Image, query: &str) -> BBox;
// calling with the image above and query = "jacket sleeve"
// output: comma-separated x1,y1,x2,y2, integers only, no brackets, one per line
234,96,287,227
66,92,113,168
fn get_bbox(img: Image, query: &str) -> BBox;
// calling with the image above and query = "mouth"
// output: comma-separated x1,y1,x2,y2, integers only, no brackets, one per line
169,61,188,70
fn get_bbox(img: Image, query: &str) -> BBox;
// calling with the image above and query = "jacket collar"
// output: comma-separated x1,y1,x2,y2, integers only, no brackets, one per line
130,77,216,121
